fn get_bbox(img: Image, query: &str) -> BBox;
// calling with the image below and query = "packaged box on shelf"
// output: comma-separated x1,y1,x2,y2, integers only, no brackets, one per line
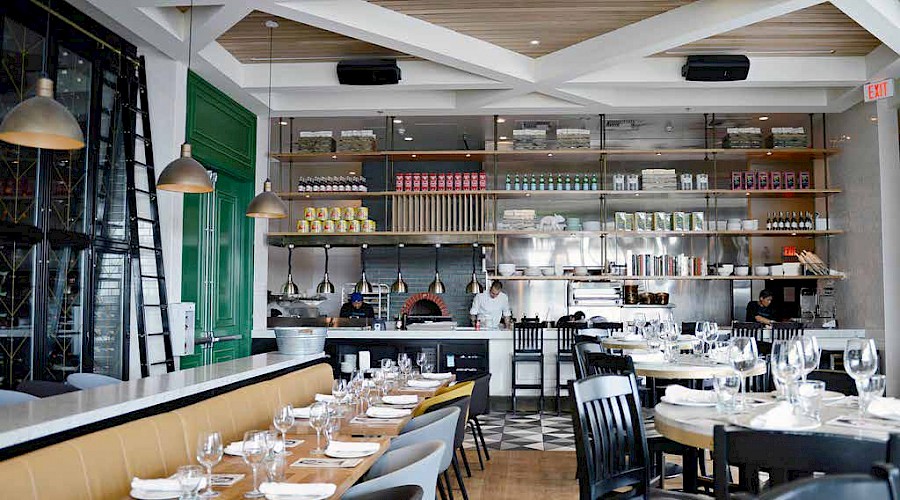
769,127,808,148
337,130,377,152
653,212,672,231
731,172,744,190
771,172,783,189
758,172,770,190
615,212,634,231
556,128,591,149
723,127,763,149
696,173,709,190
613,174,626,191
512,129,548,150
680,173,693,190
672,212,687,231
799,171,810,189
745,171,756,190
626,174,640,191
297,131,335,153
691,212,705,231
635,212,650,231
785,172,797,189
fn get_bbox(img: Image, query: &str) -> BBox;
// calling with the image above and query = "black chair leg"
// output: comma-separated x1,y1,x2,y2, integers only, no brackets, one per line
475,419,490,461
444,470,455,500
469,421,485,470
452,456,470,500
555,358,561,416
459,445,472,477
437,472,449,500
539,358,545,414
511,357,517,415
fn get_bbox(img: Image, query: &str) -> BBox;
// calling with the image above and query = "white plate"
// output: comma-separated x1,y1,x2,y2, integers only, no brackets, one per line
767,390,845,402
325,448,378,459
130,490,178,500
659,396,716,407
265,494,332,500
732,414,821,432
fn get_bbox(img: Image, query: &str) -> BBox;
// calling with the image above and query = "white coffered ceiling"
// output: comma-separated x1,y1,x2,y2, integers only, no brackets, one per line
70,0,900,116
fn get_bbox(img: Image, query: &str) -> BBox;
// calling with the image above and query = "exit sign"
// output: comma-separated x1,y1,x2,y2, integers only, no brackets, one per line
864,79,895,102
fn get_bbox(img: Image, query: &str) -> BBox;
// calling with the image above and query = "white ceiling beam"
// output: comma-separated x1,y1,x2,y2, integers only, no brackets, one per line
562,87,831,109
831,0,900,55
270,0,535,85
267,90,457,116
536,0,826,85
866,44,900,81
242,61,507,92
130,0,227,6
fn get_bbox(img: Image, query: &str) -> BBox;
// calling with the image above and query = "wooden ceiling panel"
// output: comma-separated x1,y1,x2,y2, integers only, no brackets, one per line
659,4,881,57
368,0,695,56
217,11,413,63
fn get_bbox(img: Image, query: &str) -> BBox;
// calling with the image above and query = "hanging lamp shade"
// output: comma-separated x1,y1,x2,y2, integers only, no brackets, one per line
428,244,445,294
246,179,288,218
355,244,373,293
157,143,213,193
281,244,299,296
0,77,84,150
316,245,335,294
390,244,408,293
465,244,484,294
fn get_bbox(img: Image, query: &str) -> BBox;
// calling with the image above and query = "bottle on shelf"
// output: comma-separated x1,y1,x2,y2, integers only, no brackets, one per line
590,173,598,191
564,173,572,191
513,174,521,191
538,173,545,191
359,176,368,192
573,174,581,191
790,212,799,230
776,212,785,230
766,213,772,231
505,174,512,190
530,174,537,191
556,173,563,191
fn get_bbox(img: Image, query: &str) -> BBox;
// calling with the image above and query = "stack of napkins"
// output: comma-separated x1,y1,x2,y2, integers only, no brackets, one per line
867,397,900,421
422,372,453,380
259,482,336,497
663,385,717,404
325,441,380,456
382,395,418,405
366,407,411,419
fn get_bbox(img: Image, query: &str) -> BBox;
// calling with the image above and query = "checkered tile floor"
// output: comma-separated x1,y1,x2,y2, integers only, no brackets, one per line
464,412,576,452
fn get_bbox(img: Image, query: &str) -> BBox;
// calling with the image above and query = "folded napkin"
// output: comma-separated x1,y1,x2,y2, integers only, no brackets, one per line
131,477,206,492
314,393,336,402
422,372,453,380
326,441,380,455
407,379,442,388
224,442,246,456
367,406,412,419
867,397,900,421
382,394,418,405
292,406,311,419
749,402,809,429
628,351,665,363
664,384,717,404
620,334,645,342
259,482,336,497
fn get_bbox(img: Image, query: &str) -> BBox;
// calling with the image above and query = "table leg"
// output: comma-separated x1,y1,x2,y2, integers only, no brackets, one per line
682,447,699,493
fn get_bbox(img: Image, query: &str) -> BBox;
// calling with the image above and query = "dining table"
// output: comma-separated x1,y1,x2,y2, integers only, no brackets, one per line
601,335,698,351
632,356,767,380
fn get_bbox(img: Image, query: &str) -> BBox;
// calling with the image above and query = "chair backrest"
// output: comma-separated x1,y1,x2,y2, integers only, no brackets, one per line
584,352,635,377
345,485,425,500
808,369,857,395
756,464,900,500
344,441,444,500
468,373,491,417
574,334,600,344
514,322,544,353
558,323,585,354
416,381,474,417
0,389,38,407
772,322,805,342
731,322,764,341
67,372,120,389
573,341,603,380
713,425,900,499
572,374,650,500
392,406,459,472
592,322,624,334
682,322,697,335
425,396,471,448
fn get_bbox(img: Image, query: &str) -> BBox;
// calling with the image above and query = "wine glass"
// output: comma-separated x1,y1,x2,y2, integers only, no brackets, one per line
707,323,720,350
797,335,821,381
416,352,428,375
177,465,205,500
308,402,330,455
729,337,759,410
380,358,392,371
241,431,267,499
858,374,886,417
272,405,295,457
844,339,878,411
332,379,348,416
771,339,804,401
196,431,223,498
695,322,709,353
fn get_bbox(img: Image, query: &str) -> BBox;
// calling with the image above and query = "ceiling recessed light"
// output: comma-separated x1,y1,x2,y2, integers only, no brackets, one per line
393,118,403,124
766,151,773,156
404,137,414,141
279,121,288,126
870,116,878,123
331,155,337,159
530,40,540,46
499,136,508,140
348,171,357,175
547,153,553,157
758,116,769,121
496,117,506,123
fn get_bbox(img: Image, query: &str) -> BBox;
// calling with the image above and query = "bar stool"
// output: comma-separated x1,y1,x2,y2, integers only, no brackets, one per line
556,322,582,415
512,321,544,415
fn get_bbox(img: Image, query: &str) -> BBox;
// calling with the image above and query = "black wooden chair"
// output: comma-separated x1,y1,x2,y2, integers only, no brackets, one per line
756,464,900,500
713,425,900,499
592,321,625,334
573,340,604,380
808,369,857,395
571,374,702,500
467,373,491,469
512,321,545,414
771,322,804,342
557,322,583,415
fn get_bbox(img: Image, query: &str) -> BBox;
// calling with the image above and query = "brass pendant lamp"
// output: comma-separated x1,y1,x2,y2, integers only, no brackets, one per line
156,0,213,193
316,245,335,294
428,244,445,294
0,2,84,151
281,244,299,296
465,243,484,294
246,20,287,218
390,244,408,293
355,244,373,294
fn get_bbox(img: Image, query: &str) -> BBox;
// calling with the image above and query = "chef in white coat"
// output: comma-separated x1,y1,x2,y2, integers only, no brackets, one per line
469,281,512,329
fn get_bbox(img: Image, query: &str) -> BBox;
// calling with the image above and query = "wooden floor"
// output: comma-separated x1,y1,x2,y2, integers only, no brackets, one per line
454,449,580,499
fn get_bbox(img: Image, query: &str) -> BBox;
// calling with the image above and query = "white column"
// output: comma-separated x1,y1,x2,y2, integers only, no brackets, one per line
252,118,270,338
877,91,900,395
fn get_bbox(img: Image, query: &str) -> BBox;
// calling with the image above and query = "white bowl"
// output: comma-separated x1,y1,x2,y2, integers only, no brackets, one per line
742,220,758,230
783,263,802,276
498,263,516,276
734,266,749,277
717,268,732,276
583,221,602,231
720,264,734,272
574,266,589,276
770,265,784,276
541,267,554,276
525,266,542,276
754,266,770,276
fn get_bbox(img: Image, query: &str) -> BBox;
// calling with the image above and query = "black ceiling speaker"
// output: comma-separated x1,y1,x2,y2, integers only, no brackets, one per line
337,58,401,85
682,55,750,82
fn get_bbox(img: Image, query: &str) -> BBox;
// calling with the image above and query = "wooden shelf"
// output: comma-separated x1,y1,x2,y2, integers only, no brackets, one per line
489,274,843,281
276,188,841,201
269,148,839,163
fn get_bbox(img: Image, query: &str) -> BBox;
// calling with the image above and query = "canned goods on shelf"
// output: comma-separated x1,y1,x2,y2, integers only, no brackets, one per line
363,219,376,233
304,207,316,221
323,220,336,232
310,220,323,233
348,220,361,233
356,206,369,220
329,207,342,220
336,220,349,233
296,220,310,233
342,206,356,220
316,207,329,221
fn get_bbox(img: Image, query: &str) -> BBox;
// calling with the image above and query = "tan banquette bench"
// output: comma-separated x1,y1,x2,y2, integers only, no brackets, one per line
0,362,333,499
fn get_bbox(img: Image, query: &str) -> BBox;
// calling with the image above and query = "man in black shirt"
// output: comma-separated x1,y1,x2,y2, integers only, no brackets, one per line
339,292,376,318
746,289,777,325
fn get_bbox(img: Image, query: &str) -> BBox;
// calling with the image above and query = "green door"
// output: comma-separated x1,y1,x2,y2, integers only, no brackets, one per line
180,172,253,368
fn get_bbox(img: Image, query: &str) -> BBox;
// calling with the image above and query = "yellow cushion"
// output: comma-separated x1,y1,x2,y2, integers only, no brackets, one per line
412,381,474,417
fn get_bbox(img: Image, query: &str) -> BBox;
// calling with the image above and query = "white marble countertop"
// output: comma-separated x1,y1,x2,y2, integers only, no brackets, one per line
0,353,325,451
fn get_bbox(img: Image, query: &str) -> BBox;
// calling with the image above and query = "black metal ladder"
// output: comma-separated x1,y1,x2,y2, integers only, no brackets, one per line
123,56,175,377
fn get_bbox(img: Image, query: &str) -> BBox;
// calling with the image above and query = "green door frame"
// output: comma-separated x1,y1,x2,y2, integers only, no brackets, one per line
180,71,256,368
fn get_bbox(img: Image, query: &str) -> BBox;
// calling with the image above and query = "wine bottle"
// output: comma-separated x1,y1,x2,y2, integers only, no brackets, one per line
790,212,799,230
766,213,772,231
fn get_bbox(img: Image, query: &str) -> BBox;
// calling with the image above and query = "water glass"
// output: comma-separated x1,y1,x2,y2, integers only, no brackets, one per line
416,351,428,374
177,465,205,500
195,431,223,498
332,379,348,416
264,452,285,483
272,405,295,456
798,335,821,380
308,402,329,455
381,358,392,371
713,371,741,414
423,361,435,374
845,339,878,410
729,337,758,410
241,431,267,499
858,374,886,417
796,380,825,423
771,339,804,402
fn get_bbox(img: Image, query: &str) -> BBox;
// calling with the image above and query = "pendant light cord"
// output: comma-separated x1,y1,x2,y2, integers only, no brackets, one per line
396,245,402,273
187,0,193,72
324,246,329,273
434,245,439,274
265,22,274,183
41,0,51,76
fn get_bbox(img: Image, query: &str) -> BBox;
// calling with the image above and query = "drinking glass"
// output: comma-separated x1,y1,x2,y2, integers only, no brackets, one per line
177,465,205,500
423,361,435,374
308,402,330,455
707,323,720,352
858,374,886,417
729,337,758,410
196,431,223,498
381,358,392,371
272,405,294,456
373,368,386,395
381,377,395,398
397,353,410,371
661,321,680,362
844,339,878,410
241,431,267,499
416,351,428,375
713,371,741,414
798,335,821,381
771,339,804,402
695,322,709,353
796,380,826,423
264,453,285,483
332,378,348,416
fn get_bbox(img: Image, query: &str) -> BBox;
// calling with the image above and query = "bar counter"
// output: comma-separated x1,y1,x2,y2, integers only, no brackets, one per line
0,353,324,453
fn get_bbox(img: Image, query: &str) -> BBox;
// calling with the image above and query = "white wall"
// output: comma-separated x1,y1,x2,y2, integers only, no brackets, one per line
876,90,900,395
252,120,270,337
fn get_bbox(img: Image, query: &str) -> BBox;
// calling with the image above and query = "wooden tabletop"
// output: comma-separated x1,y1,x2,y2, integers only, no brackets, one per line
601,335,697,351
634,358,767,380
292,399,422,438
